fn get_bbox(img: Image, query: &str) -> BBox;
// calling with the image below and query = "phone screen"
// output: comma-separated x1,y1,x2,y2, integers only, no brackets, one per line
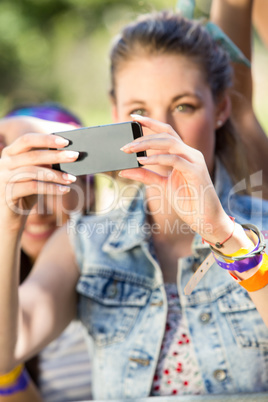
52,121,145,176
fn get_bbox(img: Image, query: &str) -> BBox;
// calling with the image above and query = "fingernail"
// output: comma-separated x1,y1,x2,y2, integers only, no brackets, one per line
62,173,77,182
120,143,132,151
137,156,148,162
130,114,146,119
64,151,79,159
120,142,140,151
58,185,71,193
118,171,124,177
55,137,69,146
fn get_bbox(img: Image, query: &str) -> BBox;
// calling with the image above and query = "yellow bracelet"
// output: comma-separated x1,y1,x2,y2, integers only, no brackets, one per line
0,364,23,387
222,241,255,264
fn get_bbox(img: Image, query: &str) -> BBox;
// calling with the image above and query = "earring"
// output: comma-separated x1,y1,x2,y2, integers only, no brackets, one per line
216,120,223,128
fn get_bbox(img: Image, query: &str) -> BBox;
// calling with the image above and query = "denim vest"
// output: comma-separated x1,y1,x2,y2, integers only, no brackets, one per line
70,164,268,399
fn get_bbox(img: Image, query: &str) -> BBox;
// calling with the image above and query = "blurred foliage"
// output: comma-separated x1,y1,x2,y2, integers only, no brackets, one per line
0,0,267,133
0,0,177,124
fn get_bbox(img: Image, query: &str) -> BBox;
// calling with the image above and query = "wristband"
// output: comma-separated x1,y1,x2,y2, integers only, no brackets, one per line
210,223,266,273
184,227,267,295
229,253,268,292
211,240,262,273
0,366,29,396
0,364,23,387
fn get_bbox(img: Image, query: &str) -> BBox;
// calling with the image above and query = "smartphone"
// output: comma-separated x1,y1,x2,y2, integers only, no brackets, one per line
52,121,146,176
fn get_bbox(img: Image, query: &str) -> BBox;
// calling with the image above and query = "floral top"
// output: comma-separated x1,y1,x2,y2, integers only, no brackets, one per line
151,283,205,396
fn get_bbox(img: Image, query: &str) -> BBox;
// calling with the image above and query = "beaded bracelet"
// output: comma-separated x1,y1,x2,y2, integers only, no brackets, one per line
210,223,266,273
0,364,29,396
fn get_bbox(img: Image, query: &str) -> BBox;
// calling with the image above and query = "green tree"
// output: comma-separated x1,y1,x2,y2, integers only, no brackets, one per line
0,0,175,123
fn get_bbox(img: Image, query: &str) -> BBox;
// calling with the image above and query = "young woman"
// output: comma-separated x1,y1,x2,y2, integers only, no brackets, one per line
0,105,92,401
0,11,268,399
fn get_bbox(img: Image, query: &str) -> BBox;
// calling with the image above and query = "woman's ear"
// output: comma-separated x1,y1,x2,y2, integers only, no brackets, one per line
214,93,231,129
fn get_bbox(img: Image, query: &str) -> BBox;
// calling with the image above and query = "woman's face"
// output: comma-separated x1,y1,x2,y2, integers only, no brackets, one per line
112,54,225,175
21,177,93,262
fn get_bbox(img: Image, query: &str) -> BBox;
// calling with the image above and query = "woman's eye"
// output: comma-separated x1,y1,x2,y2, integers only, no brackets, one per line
130,108,147,117
174,104,194,113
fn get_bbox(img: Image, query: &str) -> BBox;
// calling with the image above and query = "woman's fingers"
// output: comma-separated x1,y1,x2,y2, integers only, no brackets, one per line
121,133,178,151
1,133,69,157
121,134,199,164
5,166,77,185
122,135,180,152
137,154,193,172
2,148,79,170
1,166,76,210
119,167,165,186
5,181,71,205
130,114,180,139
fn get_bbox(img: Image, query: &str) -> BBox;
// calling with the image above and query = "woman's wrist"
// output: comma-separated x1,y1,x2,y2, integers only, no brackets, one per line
218,222,254,254
0,210,28,235
202,211,253,255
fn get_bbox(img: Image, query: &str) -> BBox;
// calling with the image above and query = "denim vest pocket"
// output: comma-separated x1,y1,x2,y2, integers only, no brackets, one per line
76,273,151,346
218,286,268,348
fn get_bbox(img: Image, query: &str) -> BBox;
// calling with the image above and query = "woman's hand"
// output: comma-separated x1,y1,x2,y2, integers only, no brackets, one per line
120,115,232,241
0,116,77,148
0,131,78,231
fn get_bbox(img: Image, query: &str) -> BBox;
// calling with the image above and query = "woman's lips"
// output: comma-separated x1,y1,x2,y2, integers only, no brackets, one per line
23,223,56,240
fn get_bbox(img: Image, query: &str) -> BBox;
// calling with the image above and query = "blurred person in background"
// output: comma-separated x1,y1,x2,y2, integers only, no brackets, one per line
0,104,93,402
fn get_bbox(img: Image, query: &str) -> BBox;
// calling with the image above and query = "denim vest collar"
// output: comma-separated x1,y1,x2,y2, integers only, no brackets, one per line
102,187,149,253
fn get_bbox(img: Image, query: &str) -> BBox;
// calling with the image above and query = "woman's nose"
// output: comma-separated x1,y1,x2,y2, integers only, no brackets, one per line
34,194,55,216
151,111,175,128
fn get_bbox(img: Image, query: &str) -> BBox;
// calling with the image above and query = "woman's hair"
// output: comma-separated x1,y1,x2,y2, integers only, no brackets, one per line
109,11,249,187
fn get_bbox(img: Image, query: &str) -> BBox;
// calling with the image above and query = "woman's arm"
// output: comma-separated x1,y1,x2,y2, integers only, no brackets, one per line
0,365,43,402
0,124,79,372
17,225,80,365
210,0,253,104
0,222,79,372
120,115,268,327
210,0,268,192
253,0,268,48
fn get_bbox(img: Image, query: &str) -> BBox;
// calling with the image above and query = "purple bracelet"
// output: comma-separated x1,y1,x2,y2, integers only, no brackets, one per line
0,368,29,396
212,251,263,273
